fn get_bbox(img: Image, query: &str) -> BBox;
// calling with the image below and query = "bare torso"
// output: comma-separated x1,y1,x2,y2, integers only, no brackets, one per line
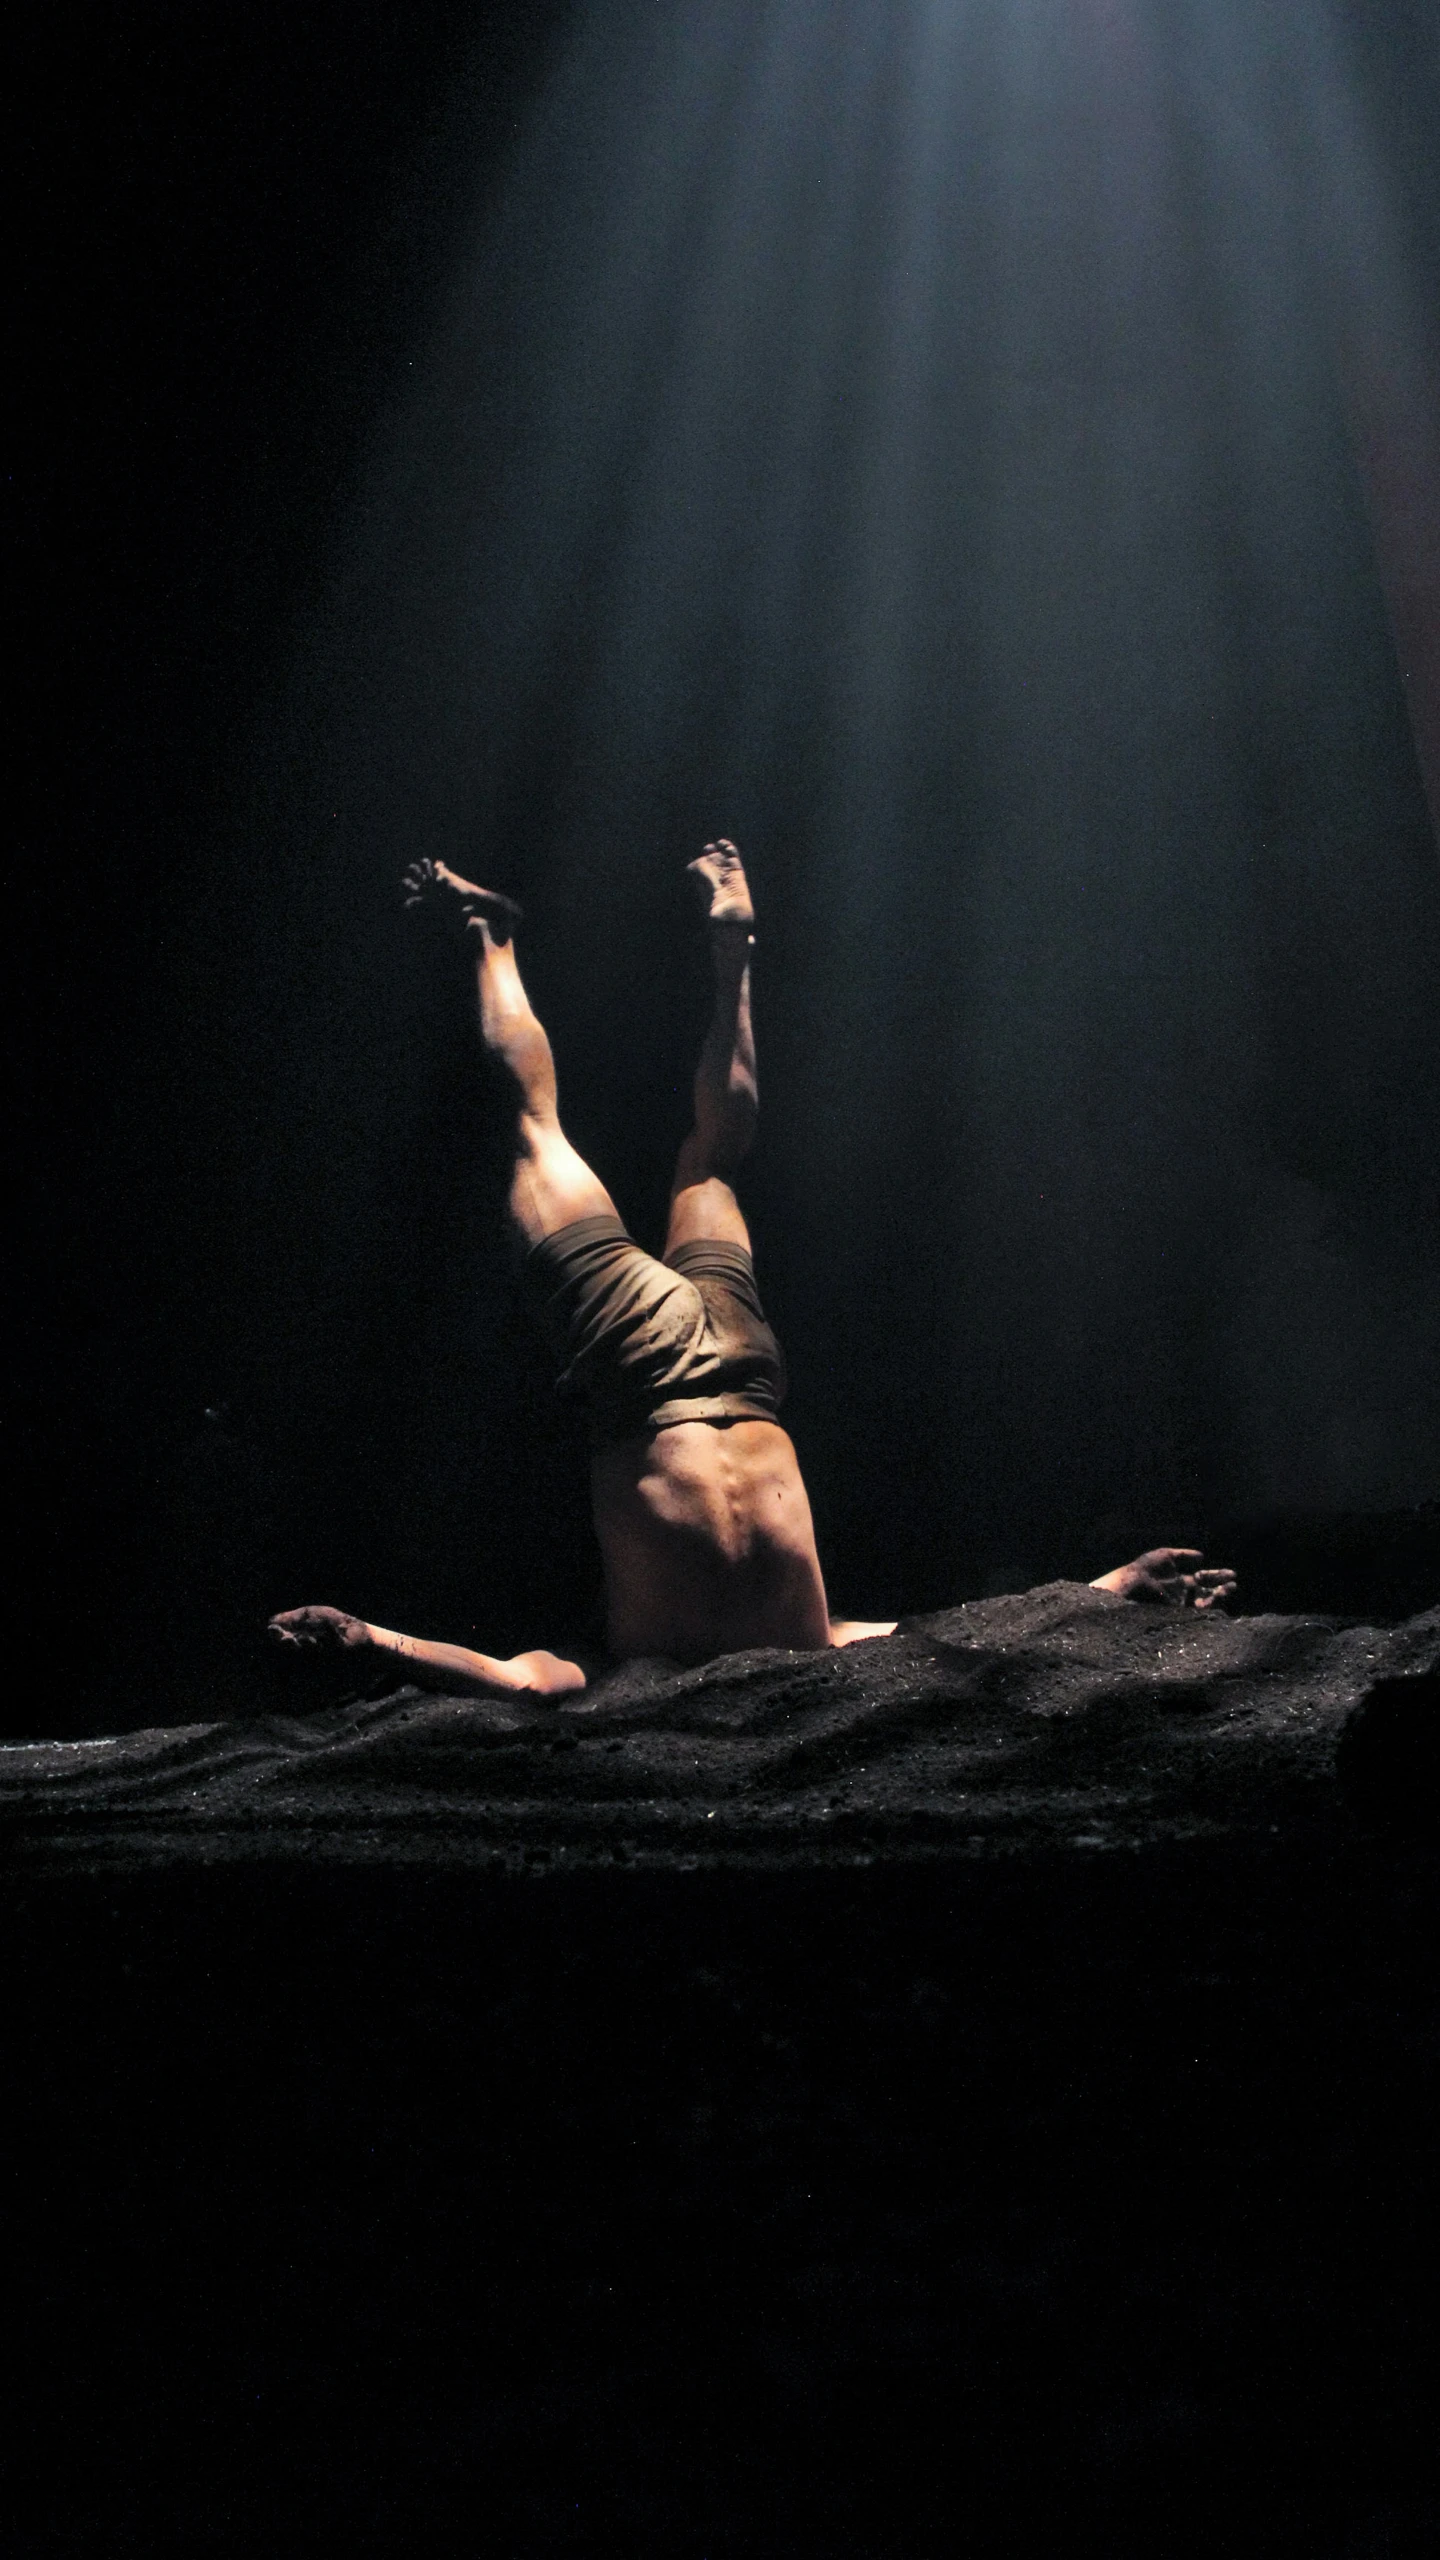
591,1417,833,1662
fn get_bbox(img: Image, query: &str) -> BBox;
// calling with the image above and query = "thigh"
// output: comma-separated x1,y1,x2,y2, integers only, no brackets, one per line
665,1144,752,1258
510,1120,619,1249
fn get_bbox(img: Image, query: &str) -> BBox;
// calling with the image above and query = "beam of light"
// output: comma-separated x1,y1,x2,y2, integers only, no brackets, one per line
229,0,1440,1613
1284,0,1440,845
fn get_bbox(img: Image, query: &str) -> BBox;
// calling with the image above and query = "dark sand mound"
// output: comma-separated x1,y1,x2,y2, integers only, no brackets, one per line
6,1584,1437,1873
10,1591,1439,2554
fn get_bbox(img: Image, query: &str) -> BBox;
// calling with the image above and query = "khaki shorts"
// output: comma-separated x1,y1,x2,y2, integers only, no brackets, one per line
523,1214,788,1447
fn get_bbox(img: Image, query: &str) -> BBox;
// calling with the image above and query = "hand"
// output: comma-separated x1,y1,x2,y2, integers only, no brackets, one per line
1090,1549,1238,1610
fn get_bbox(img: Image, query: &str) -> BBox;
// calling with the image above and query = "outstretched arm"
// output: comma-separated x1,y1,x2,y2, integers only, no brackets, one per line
268,1606,587,1698
1089,1548,1236,1610
828,1549,1237,1646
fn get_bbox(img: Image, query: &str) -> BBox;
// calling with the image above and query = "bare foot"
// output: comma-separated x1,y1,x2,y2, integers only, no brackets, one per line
403,857,523,943
1090,1549,1238,1611
268,1604,376,1658
686,839,755,934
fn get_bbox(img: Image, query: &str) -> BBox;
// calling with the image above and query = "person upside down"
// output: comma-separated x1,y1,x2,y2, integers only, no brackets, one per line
271,842,1236,1700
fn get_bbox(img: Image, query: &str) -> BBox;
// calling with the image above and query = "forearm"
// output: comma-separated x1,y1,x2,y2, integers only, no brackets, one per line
363,1623,586,1697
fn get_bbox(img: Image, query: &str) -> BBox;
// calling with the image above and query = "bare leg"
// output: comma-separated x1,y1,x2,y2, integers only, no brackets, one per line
270,867,602,1702
404,857,616,1250
666,840,759,1255
1090,1549,1237,1610
269,1606,587,1698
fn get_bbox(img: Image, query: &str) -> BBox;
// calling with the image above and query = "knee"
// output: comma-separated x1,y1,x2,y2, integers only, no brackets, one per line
508,1125,615,1243
666,1172,750,1249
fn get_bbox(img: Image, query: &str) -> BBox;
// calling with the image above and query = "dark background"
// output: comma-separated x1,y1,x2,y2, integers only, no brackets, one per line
8,18,1440,2549
15,0,583,1725
13,0,1440,1738
10,1845,1438,2556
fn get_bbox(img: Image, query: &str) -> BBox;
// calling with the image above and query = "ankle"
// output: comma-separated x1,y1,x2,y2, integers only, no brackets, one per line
709,924,754,975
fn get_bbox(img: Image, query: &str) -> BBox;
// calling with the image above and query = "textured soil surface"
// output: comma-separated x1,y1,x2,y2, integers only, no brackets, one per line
9,1590,1439,2554
6,1585,1438,1873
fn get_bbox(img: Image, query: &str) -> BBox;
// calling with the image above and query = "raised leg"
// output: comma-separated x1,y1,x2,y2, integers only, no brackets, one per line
404,858,615,1250
665,840,759,1256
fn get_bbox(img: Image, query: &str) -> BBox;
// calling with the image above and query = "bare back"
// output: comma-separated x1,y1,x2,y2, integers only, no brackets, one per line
592,1418,832,1662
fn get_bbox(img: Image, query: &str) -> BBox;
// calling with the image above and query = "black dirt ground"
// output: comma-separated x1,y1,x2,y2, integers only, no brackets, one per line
8,1591,1439,2554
